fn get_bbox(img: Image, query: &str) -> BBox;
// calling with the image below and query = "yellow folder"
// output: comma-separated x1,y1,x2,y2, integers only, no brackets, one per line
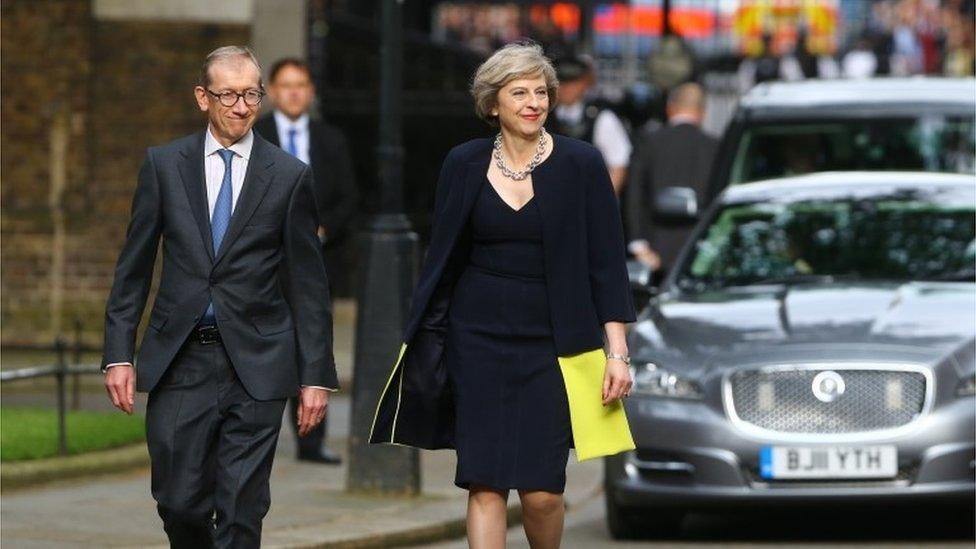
557,348,636,462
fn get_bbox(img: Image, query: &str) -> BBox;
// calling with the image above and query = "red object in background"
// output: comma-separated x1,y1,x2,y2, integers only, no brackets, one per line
669,7,715,38
919,30,941,74
593,4,629,34
593,3,714,38
530,3,581,34
550,3,581,33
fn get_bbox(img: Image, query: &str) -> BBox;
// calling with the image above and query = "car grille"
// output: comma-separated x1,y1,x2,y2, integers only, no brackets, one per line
727,367,927,434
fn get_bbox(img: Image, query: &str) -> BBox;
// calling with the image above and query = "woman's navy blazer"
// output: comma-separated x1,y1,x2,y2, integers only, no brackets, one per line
370,134,637,449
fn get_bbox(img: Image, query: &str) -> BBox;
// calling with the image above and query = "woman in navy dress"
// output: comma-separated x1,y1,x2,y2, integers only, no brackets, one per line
370,42,636,548
451,43,633,547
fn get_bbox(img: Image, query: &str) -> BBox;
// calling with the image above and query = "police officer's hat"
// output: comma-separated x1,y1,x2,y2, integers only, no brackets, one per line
555,55,594,82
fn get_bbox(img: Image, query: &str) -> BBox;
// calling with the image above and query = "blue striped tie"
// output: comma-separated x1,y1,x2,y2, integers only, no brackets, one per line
202,149,235,324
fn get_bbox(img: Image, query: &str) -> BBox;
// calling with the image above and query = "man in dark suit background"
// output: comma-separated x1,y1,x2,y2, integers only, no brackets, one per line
625,82,718,279
254,58,356,465
101,46,336,547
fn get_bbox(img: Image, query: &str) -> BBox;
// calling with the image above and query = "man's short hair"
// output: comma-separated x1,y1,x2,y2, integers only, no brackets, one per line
200,45,263,88
667,82,705,112
269,58,312,83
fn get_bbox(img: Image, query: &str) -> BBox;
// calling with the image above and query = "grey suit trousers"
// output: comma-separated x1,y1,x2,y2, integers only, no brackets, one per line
146,336,286,549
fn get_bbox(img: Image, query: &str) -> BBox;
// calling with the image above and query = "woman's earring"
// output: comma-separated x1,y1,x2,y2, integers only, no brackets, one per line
491,110,498,117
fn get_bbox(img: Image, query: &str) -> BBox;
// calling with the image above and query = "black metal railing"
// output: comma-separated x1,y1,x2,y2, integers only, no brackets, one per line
1,322,104,457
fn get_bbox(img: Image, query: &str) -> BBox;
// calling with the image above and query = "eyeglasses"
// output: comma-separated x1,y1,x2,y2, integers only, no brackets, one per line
206,88,265,107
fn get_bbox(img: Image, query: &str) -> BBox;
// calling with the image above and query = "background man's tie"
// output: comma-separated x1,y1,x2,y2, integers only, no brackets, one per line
202,148,235,325
287,127,299,158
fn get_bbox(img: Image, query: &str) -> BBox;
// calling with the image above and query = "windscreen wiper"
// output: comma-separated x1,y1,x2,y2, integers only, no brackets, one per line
925,269,976,282
750,273,863,285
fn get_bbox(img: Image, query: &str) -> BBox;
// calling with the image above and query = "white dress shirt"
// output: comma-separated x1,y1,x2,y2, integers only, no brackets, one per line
273,110,310,165
107,126,332,392
203,125,252,216
555,102,632,169
843,50,878,79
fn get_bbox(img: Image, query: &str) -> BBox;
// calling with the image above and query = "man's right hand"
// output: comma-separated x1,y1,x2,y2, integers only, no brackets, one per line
104,364,136,415
635,247,662,271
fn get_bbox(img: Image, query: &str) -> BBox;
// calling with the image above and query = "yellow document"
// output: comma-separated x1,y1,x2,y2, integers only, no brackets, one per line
557,348,637,462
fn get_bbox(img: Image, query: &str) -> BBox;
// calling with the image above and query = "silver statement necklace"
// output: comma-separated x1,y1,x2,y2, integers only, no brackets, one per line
493,128,548,181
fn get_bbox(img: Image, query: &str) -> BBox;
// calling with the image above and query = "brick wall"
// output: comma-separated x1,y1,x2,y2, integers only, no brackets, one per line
1,0,250,345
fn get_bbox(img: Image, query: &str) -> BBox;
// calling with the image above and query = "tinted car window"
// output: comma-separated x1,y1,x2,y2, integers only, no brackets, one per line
678,186,976,290
729,116,976,184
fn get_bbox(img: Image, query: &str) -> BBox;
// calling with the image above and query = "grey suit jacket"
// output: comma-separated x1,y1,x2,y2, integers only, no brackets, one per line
101,129,338,399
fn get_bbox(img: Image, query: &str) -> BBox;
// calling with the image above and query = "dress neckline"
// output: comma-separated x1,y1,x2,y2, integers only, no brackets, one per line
484,177,535,213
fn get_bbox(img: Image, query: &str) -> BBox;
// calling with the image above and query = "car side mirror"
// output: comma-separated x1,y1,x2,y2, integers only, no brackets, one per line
627,259,657,306
655,186,699,222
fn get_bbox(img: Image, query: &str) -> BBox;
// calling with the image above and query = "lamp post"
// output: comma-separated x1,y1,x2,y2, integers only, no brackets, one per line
346,0,421,494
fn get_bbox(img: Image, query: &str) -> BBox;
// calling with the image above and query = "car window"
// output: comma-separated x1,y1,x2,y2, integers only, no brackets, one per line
729,116,976,184
679,188,976,290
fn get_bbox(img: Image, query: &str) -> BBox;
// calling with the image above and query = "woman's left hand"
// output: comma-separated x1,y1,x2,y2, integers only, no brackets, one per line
602,357,633,405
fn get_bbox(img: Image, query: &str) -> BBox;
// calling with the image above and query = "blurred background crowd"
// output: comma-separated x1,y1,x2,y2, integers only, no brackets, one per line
1,0,973,361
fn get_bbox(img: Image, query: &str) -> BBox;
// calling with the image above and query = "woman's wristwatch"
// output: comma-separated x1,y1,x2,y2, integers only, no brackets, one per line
606,352,631,365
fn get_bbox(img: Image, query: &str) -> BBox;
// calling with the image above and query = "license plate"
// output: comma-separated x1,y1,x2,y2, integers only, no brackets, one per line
759,445,898,479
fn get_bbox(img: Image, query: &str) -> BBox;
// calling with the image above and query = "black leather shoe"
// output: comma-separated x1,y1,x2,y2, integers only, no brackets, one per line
297,448,342,465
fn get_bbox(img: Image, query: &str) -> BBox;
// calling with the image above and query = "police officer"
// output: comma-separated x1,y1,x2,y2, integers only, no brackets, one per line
547,55,632,195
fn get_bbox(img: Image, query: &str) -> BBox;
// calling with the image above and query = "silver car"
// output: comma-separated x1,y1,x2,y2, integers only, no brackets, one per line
706,78,976,201
606,172,976,539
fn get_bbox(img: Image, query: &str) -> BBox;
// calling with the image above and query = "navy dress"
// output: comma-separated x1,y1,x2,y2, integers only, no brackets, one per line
445,177,573,493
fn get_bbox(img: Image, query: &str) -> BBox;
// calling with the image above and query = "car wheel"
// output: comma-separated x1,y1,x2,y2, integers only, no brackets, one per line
603,461,685,539
605,492,685,539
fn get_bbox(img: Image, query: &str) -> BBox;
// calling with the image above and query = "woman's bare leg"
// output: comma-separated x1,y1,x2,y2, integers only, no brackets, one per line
467,485,509,548
517,490,564,548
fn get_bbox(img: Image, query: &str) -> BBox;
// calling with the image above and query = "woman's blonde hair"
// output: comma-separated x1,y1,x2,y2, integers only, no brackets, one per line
470,41,559,127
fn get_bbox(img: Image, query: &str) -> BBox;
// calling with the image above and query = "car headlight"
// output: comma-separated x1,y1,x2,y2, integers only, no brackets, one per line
630,362,704,399
956,373,975,397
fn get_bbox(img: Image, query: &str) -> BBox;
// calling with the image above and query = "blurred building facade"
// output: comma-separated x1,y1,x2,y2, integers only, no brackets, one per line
3,0,973,345
0,0,285,344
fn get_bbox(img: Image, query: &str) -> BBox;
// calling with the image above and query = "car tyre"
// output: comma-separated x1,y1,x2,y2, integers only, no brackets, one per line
604,482,685,539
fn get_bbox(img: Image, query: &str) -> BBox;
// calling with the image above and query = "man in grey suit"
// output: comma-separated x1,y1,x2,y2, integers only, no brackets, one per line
101,46,337,548
626,82,718,278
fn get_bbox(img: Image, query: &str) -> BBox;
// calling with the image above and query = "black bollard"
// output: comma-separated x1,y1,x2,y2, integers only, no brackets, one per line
346,0,421,495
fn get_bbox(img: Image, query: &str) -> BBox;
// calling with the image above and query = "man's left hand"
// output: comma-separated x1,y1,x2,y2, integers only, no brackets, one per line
297,386,329,437
602,358,633,405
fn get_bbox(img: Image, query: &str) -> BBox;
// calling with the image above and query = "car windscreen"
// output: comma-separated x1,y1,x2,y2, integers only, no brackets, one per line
676,186,976,291
729,116,976,184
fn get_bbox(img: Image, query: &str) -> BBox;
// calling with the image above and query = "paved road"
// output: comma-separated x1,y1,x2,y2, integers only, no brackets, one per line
429,485,974,548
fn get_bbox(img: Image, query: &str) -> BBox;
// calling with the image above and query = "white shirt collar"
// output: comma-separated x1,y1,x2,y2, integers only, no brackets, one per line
273,110,310,134
667,113,700,126
205,126,254,160
555,101,585,123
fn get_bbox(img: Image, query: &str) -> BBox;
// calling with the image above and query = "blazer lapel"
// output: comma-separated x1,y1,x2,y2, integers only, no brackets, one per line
213,134,276,266
178,131,215,263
